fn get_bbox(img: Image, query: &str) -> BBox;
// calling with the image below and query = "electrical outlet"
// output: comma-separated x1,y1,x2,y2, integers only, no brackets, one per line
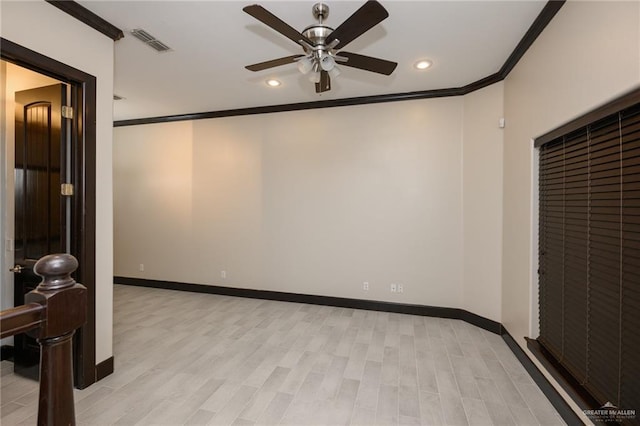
363,282,369,291
390,283,397,293
221,270,227,279
139,263,144,272
397,284,404,293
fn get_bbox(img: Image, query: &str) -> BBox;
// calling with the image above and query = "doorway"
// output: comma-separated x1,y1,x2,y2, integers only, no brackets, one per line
11,77,71,379
1,39,98,389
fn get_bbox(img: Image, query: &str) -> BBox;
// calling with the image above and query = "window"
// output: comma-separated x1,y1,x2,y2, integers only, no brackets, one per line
536,90,640,421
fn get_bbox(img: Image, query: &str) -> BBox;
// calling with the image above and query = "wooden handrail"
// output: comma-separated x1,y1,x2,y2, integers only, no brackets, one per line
0,303,45,339
0,254,86,426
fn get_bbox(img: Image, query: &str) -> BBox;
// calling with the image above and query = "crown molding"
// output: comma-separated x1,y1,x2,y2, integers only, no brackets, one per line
113,0,565,127
46,1,124,41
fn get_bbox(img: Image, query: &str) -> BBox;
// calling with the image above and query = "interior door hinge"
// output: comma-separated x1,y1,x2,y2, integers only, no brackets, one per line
61,183,74,196
61,106,73,119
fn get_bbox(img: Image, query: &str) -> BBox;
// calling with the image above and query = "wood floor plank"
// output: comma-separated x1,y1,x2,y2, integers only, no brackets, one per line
354,360,382,411
183,408,215,425
256,392,293,425
0,285,566,425
461,397,493,426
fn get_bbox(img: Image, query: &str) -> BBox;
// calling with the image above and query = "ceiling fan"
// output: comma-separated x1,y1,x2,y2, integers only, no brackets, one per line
243,1,397,93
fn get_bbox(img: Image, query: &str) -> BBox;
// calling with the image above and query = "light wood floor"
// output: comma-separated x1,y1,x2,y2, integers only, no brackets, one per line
1,284,565,425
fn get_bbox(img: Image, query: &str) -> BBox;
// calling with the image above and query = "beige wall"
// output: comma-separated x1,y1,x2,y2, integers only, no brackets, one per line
114,89,507,318
462,82,504,321
502,0,639,420
113,121,194,282
115,98,475,308
1,1,115,363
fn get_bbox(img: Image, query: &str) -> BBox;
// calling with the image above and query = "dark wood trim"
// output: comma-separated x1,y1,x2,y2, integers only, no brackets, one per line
72,73,98,390
1,37,97,390
45,1,124,41
114,277,503,335
525,338,601,413
95,356,114,381
114,0,565,127
114,87,465,127
535,86,640,147
1,38,91,83
0,303,45,339
501,331,585,426
460,72,502,95
459,310,503,335
498,1,566,78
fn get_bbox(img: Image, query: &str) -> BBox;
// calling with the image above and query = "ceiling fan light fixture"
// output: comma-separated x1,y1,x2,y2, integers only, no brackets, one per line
320,53,335,71
266,79,281,87
297,57,314,74
414,60,433,70
328,66,341,78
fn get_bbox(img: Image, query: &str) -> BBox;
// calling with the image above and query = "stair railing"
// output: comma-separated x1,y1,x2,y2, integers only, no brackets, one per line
0,253,86,426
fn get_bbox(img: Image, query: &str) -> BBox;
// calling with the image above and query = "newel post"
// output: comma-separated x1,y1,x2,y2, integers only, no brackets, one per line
26,254,87,426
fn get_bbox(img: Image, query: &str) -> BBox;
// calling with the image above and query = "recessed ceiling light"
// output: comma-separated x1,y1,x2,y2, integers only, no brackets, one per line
266,79,281,87
414,60,432,70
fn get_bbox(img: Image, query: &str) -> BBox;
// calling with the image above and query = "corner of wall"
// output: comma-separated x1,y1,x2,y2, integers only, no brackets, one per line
461,82,505,323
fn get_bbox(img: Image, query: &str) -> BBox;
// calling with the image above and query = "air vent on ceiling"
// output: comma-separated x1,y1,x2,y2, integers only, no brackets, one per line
147,40,171,52
130,28,172,52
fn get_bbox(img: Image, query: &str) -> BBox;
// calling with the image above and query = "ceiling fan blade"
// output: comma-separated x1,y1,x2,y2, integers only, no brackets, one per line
245,55,304,72
339,51,397,75
315,71,331,93
243,5,313,47
325,1,389,50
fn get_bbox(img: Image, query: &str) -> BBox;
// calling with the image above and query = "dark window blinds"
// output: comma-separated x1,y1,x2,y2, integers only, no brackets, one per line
538,101,640,420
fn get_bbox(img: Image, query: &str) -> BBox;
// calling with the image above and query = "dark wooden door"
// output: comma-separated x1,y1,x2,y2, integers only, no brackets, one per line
13,84,68,379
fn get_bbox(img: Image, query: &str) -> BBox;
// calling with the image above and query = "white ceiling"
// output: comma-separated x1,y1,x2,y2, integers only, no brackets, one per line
78,0,547,121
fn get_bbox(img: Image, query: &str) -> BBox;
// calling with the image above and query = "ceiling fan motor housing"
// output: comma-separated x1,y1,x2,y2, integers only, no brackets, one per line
302,25,334,51
304,3,334,58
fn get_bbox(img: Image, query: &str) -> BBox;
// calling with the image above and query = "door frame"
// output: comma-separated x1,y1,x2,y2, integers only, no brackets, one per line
1,37,97,389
